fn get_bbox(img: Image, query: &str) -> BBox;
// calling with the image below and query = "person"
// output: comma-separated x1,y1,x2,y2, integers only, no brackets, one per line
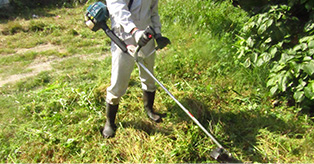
103,0,170,138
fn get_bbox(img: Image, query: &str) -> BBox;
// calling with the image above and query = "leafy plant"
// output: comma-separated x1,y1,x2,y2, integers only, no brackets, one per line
267,35,314,103
236,5,297,68
235,4,314,107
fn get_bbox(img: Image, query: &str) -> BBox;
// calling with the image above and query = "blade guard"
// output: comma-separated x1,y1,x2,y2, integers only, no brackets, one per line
210,148,241,163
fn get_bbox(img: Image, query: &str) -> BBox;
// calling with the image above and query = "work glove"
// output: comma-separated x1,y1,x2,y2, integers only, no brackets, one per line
133,29,151,47
155,33,171,50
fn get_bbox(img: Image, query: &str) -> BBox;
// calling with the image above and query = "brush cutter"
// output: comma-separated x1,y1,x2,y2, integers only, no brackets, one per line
85,2,240,163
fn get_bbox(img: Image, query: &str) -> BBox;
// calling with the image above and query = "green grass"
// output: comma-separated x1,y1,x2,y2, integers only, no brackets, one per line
0,0,313,163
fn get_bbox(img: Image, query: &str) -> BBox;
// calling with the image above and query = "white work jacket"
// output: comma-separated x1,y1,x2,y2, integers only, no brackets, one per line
106,0,162,44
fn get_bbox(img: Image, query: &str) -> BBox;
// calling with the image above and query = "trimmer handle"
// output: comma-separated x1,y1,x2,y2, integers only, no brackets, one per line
137,26,156,47
99,21,128,53
144,26,156,40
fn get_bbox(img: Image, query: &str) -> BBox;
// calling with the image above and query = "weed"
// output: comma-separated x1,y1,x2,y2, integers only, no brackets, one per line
1,22,24,35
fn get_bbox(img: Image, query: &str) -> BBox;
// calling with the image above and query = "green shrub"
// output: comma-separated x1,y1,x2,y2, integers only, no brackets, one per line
235,5,298,68
235,4,314,108
267,35,314,103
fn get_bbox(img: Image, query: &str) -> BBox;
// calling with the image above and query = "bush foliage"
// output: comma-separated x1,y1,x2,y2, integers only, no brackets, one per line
234,0,314,109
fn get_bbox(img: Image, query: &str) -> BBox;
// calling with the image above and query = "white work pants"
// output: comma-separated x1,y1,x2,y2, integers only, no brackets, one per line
106,40,157,105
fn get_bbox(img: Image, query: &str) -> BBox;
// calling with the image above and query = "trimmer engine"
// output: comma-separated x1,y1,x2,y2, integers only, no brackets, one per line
85,1,109,31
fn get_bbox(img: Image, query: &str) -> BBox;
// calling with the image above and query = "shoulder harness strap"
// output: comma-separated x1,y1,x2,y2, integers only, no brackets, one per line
128,0,133,9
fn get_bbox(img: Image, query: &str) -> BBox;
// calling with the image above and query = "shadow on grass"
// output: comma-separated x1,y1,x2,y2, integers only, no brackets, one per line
0,7,56,22
0,1,87,23
165,97,295,163
120,118,173,137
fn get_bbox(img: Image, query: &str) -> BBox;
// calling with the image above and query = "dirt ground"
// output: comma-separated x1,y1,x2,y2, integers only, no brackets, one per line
0,43,107,87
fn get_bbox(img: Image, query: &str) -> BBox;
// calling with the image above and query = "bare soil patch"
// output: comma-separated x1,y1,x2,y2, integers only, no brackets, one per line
0,43,107,87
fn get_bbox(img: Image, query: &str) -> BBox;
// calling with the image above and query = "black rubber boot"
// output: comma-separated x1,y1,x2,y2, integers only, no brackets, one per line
143,91,162,122
102,103,118,138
